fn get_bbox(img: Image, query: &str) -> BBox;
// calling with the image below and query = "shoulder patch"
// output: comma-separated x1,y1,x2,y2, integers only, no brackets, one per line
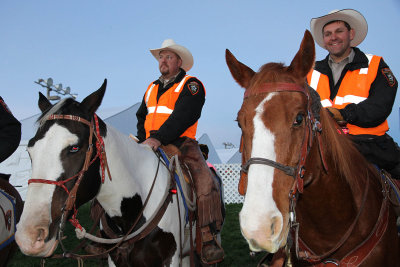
382,68,396,87
0,97,12,114
187,81,200,95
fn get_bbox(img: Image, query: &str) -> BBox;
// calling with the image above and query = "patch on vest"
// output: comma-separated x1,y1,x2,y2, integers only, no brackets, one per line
0,97,12,114
187,81,200,95
0,189,16,250
382,68,396,87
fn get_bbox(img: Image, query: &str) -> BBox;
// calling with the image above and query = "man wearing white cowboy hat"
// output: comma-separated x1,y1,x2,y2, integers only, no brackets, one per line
136,39,224,264
307,9,400,179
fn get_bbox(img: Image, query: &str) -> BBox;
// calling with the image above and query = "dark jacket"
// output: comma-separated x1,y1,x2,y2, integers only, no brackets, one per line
314,47,397,128
0,97,21,163
136,69,205,147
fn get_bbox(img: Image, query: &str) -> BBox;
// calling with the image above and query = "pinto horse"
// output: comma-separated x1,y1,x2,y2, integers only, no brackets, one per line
226,30,400,266
0,173,23,267
15,80,199,266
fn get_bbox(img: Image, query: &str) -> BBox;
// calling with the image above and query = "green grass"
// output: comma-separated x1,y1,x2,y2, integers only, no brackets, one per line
9,204,267,266
219,204,266,267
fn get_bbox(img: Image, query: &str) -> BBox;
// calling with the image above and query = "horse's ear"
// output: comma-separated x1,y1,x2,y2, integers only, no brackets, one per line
226,49,255,89
288,30,315,79
38,92,52,112
80,79,107,115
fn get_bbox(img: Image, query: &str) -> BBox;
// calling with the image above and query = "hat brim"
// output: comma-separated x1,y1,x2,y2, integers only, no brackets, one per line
310,9,368,49
150,45,194,72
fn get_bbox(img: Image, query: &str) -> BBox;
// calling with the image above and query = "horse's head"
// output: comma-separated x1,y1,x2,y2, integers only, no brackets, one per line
226,31,315,253
16,79,107,257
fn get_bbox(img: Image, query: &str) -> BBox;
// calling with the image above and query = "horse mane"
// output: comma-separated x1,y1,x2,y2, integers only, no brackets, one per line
242,60,377,196
37,98,71,128
318,107,377,195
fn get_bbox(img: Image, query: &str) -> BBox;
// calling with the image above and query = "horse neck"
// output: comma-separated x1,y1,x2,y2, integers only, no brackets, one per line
298,125,383,246
95,124,170,216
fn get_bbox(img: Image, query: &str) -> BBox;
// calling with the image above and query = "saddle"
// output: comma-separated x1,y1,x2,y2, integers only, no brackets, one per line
161,144,194,186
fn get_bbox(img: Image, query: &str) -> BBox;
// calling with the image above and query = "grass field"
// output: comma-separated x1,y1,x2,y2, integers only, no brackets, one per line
8,203,267,267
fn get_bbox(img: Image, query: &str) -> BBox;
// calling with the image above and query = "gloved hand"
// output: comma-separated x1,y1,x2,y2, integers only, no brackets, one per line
326,107,346,125
142,137,161,151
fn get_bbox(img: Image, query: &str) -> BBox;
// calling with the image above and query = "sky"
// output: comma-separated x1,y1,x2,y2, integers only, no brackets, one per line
1,0,399,149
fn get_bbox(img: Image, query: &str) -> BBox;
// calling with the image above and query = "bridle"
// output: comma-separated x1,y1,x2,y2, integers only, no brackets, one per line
27,113,180,262
240,82,327,195
28,113,111,236
240,82,390,265
239,82,328,265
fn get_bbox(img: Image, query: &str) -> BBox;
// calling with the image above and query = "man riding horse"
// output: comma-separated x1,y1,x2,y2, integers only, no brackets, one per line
307,9,400,179
136,39,224,264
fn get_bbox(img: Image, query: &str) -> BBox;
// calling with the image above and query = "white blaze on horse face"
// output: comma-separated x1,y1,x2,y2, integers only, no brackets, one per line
239,93,285,253
16,124,78,257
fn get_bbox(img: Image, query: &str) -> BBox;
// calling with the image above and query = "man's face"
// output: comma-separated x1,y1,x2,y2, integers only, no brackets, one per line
158,50,182,79
322,21,355,61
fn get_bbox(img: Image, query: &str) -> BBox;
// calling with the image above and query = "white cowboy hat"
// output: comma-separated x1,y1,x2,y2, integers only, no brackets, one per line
150,39,194,72
310,9,368,49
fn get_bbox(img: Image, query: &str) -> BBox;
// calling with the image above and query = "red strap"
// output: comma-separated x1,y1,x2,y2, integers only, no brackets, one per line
244,82,305,98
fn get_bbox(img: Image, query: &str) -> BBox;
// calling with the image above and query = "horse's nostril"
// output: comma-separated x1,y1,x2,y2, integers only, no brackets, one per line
270,216,281,236
37,227,47,242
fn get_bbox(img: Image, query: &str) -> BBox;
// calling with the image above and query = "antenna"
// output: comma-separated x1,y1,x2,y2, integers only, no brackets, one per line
35,78,78,101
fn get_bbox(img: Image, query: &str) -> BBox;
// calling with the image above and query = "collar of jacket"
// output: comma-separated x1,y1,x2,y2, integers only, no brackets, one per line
154,68,187,90
315,47,370,75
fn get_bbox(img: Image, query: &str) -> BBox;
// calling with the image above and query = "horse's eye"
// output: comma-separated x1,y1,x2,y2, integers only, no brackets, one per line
70,146,80,153
293,113,304,126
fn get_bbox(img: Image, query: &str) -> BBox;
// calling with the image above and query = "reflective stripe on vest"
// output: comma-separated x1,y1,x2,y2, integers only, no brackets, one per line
307,53,388,136
144,75,200,139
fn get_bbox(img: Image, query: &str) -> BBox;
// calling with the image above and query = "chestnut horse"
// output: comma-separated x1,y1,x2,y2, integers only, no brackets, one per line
15,81,200,266
0,173,23,267
226,30,400,266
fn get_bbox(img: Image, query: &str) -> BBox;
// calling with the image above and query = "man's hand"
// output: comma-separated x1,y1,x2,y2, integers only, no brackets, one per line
142,137,161,151
326,107,347,126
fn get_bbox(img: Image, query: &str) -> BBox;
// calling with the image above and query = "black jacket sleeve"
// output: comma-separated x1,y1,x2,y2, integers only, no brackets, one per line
151,77,205,145
0,97,21,163
341,59,398,127
135,96,148,142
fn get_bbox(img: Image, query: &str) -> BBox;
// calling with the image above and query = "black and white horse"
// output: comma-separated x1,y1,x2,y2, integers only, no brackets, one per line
15,80,195,266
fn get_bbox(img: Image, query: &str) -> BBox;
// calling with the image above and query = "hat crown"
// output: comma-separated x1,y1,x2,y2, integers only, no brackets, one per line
328,9,340,14
161,39,176,48
150,38,194,71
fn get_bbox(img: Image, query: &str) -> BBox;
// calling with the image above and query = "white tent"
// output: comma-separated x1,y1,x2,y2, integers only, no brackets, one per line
0,103,226,199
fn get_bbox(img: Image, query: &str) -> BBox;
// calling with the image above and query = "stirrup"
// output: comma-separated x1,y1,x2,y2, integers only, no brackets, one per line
200,226,224,264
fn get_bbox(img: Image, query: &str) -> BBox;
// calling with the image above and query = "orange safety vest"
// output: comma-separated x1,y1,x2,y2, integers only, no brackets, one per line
307,54,388,136
144,75,202,139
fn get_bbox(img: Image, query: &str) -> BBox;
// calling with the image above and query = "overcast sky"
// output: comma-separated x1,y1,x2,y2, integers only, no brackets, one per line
1,0,399,148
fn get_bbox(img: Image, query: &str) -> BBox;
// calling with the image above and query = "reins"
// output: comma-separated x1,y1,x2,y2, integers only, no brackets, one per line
292,171,371,262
